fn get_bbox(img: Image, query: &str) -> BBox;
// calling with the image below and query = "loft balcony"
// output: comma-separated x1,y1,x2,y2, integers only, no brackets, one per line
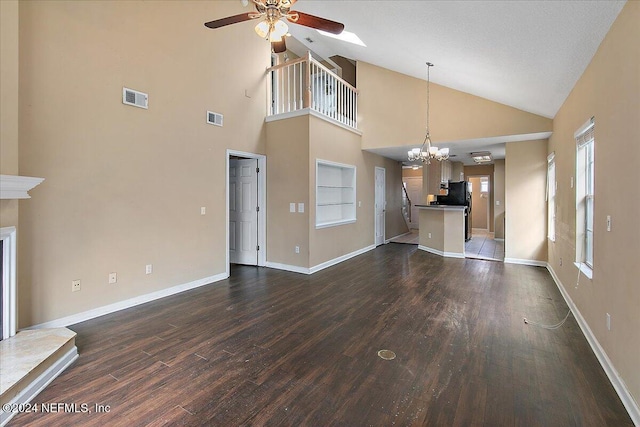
266,52,359,132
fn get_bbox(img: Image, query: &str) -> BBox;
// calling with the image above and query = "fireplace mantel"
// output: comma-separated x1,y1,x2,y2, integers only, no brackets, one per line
0,174,44,200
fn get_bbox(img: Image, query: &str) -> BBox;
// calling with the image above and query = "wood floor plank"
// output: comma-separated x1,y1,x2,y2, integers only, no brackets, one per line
8,244,634,426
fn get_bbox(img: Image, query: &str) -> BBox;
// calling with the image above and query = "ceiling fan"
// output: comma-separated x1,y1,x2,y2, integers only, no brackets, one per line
204,0,344,53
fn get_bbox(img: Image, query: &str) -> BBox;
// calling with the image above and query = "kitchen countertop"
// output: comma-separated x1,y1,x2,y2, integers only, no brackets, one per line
415,204,466,210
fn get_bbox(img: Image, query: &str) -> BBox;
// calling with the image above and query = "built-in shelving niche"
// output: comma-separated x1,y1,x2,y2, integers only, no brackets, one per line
316,160,356,228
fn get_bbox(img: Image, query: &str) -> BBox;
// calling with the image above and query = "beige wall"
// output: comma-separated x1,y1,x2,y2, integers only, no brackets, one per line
493,159,505,239
548,2,640,404
465,164,495,232
265,116,310,268
505,140,547,262
356,61,553,151
1,0,20,228
308,116,406,267
17,1,269,326
451,161,464,182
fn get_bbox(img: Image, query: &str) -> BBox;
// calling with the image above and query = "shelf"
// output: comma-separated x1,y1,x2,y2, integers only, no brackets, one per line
316,160,356,228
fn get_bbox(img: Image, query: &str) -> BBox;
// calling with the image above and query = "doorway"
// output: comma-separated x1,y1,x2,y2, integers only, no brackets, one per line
375,167,386,246
226,150,266,273
469,176,490,231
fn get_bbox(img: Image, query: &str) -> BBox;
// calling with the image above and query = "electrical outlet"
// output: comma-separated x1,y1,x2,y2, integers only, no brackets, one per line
295,245,300,254
559,257,563,266
72,280,81,292
606,215,611,232
201,207,206,215
109,272,117,284
606,313,611,331
428,233,432,239
145,264,153,274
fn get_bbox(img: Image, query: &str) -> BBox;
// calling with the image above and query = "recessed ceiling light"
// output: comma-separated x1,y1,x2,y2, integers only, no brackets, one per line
316,29,366,47
470,152,493,164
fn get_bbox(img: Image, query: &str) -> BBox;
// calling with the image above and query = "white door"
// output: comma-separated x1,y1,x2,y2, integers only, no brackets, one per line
375,167,386,246
229,159,258,265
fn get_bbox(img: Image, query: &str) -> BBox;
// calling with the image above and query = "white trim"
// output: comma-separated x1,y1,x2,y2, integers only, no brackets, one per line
374,166,386,247
0,175,44,200
226,150,267,274
315,219,356,229
546,264,640,426
574,261,593,280
574,116,595,139
504,257,547,267
29,273,228,329
0,345,78,426
264,262,311,275
309,244,375,274
265,108,362,136
265,244,376,275
1,226,17,340
417,245,465,259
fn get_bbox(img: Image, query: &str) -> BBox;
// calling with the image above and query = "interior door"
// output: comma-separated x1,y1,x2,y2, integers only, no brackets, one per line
375,167,386,246
229,159,258,265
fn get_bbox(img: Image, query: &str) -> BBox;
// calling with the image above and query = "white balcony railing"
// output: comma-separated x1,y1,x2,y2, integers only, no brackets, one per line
267,52,358,129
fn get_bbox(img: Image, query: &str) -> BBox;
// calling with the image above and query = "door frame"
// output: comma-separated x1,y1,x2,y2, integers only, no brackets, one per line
226,150,267,275
374,166,386,246
469,174,491,232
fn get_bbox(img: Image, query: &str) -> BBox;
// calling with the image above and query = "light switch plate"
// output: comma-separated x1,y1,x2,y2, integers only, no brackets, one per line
298,203,304,213
290,203,296,213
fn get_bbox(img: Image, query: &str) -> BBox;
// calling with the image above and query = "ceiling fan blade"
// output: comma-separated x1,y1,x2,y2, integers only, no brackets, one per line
287,12,344,34
271,38,287,53
204,13,257,29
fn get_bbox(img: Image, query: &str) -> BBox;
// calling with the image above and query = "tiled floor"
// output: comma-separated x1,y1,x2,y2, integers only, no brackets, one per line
465,229,504,261
388,229,419,245
389,229,504,262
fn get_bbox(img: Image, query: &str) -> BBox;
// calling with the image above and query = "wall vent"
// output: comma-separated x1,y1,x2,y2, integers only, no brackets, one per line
207,111,223,127
122,87,148,109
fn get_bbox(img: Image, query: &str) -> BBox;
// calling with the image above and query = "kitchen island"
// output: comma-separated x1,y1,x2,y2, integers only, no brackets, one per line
416,205,466,258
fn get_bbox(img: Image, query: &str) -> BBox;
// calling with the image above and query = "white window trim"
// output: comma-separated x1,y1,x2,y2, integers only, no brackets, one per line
547,152,556,242
575,117,595,271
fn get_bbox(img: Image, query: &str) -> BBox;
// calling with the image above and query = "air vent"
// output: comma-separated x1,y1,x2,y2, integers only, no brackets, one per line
122,87,148,109
207,111,223,127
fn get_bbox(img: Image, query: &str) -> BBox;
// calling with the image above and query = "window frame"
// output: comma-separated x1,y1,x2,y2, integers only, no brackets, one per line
575,118,595,276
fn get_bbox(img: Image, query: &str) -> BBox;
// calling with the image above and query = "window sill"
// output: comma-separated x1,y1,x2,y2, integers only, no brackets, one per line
574,262,593,279
316,218,356,229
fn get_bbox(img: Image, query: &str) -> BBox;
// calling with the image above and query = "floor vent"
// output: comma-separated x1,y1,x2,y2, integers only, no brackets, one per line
122,87,148,109
207,111,223,127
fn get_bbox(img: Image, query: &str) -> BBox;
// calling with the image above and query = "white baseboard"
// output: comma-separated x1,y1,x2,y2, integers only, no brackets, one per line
264,262,310,275
417,245,465,259
266,245,377,276
0,346,78,427
504,257,547,267
494,238,505,242
546,264,640,426
309,245,376,274
29,273,229,329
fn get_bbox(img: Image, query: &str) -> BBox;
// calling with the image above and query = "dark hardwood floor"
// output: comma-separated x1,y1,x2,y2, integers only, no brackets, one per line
10,244,633,426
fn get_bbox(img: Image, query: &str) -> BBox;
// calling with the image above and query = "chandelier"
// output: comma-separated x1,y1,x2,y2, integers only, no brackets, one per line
407,62,449,164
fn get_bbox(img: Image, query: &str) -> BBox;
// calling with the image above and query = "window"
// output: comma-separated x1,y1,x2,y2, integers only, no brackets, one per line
316,160,356,228
480,177,489,193
547,152,556,241
575,118,595,272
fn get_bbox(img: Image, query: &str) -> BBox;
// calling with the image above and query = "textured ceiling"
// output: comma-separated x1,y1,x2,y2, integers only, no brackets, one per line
285,0,625,119
271,0,625,164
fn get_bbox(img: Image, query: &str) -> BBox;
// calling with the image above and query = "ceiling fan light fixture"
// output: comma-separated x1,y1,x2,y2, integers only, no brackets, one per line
254,20,269,38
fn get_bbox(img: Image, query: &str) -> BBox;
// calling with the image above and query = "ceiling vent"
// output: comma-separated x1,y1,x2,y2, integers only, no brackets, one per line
207,111,223,127
122,87,148,109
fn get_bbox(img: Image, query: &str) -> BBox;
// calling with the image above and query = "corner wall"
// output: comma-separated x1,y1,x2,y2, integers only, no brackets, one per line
505,140,548,263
